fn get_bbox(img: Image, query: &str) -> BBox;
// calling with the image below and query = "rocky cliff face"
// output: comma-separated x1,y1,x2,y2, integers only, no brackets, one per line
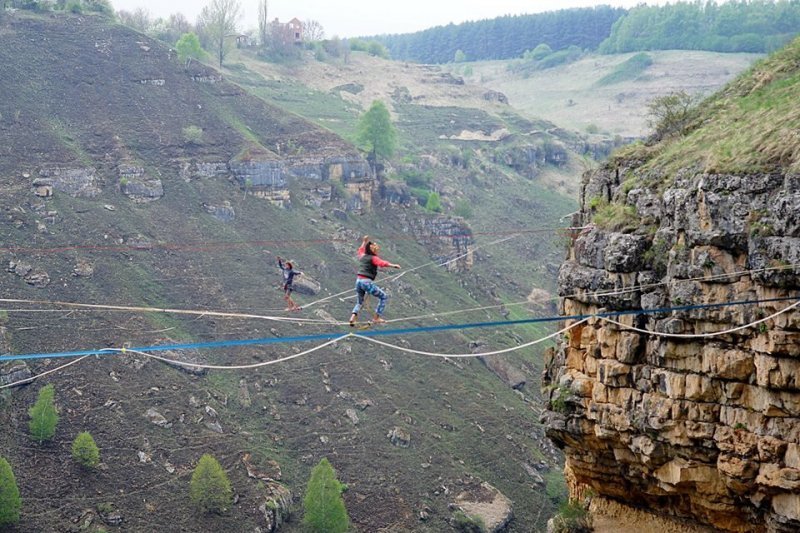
543,160,800,531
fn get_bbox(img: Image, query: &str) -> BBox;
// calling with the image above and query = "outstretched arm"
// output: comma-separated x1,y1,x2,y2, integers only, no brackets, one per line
357,235,369,257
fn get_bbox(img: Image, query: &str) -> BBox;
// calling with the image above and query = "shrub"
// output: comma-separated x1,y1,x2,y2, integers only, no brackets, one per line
646,90,698,139
84,0,114,16
592,201,639,232
452,510,487,532
190,454,232,514
0,456,21,527
66,0,82,14
425,191,442,212
525,43,552,61
550,500,591,533
303,458,349,533
72,432,100,469
367,40,389,58
182,125,204,145
28,384,58,444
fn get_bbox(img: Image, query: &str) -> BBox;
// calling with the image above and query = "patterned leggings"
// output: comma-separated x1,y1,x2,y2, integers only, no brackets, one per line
351,278,388,316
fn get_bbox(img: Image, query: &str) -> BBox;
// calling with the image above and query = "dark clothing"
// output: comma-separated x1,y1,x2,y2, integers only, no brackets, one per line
352,243,392,317
278,259,300,293
357,253,378,280
356,243,391,280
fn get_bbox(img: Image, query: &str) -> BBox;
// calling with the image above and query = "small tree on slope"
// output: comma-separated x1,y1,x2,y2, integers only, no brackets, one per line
356,100,397,171
190,454,232,513
0,456,21,526
72,432,101,469
28,384,58,444
303,457,349,533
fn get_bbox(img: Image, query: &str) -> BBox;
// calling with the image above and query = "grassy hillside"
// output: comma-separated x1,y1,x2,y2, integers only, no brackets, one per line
621,35,800,175
0,11,576,532
465,50,762,137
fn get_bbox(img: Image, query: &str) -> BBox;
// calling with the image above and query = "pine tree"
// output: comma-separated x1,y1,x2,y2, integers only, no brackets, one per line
72,432,100,469
28,384,58,444
303,458,349,533
0,456,21,526
189,454,232,513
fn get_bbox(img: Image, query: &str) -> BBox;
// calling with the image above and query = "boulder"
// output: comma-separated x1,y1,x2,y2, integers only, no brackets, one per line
452,482,513,533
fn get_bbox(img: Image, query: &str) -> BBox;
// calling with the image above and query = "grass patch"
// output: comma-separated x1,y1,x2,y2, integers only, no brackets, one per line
592,201,639,232
595,52,653,86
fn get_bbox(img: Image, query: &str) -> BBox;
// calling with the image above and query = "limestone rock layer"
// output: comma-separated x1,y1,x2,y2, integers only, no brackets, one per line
543,164,800,532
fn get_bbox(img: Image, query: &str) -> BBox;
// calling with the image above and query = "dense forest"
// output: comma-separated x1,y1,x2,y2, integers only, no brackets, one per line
367,1,800,64
367,7,626,64
599,0,800,53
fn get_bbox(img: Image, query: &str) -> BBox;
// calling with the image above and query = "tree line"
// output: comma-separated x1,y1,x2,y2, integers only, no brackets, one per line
367,6,626,63
599,0,800,54
365,0,800,64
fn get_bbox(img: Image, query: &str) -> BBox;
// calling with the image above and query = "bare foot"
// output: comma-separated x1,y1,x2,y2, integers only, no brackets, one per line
372,316,387,324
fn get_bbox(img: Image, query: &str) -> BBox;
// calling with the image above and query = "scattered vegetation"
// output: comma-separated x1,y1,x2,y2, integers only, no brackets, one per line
0,456,21,527
595,52,653,86
303,458,350,533
592,200,639,232
28,384,59,444
747,210,775,237
643,238,670,278
646,90,699,140
550,385,572,414
72,432,101,469
509,45,584,76
189,454,232,514
640,36,800,174
452,510,487,532
454,199,474,218
549,499,591,533
182,125,204,146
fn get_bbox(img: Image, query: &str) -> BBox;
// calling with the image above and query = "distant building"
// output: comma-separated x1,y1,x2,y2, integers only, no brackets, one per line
270,17,303,46
235,34,252,48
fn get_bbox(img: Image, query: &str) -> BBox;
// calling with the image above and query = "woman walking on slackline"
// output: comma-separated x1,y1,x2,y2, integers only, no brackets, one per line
349,235,401,326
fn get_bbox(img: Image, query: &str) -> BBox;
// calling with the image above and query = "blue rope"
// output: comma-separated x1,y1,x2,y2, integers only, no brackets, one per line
1,296,796,362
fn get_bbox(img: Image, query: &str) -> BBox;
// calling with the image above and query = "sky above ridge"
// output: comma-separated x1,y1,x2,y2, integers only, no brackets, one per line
110,0,669,38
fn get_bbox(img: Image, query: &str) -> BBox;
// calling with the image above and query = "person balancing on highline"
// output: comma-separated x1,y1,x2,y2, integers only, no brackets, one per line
277,256,302,311
349,235,401,326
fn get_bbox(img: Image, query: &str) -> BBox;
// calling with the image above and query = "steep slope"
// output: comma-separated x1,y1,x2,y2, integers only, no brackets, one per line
0,11,576,532
542,36,800,531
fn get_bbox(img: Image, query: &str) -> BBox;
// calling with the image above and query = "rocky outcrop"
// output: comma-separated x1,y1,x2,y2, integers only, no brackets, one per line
119,164,163,203
259,482,292,533
33,167,101,198
0,362,31,387
493,142,569,178
230,149,372,208
398,214,474,272
543,164,800,531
